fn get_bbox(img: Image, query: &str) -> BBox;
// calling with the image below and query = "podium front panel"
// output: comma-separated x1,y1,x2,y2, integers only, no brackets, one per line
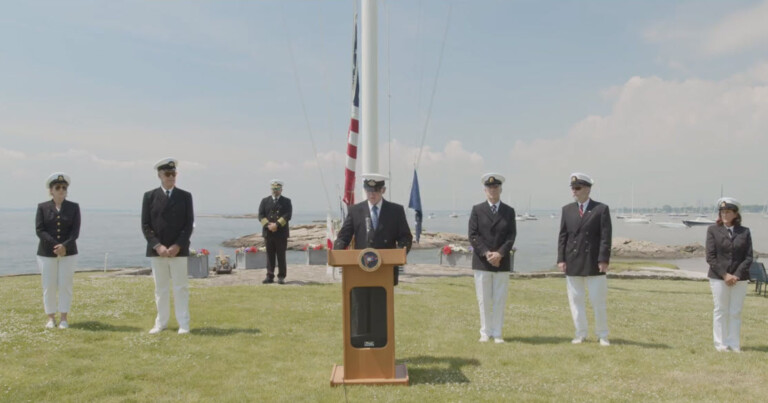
349,287,387,348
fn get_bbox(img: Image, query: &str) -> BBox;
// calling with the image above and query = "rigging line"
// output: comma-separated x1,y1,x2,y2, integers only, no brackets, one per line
414,2,452,172
415,0,425,123
386,0,393,198
280,5,333,212
318,6,338,200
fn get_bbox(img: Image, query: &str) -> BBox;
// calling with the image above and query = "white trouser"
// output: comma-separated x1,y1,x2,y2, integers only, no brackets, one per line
566,275,608,339
37,255,77,315
709,279,747,350
474,270,509,338
151,257,190,329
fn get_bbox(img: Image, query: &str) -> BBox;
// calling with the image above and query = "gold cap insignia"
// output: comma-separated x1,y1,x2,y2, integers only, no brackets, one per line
168,161,175,168
571,176,577,183
488,176,496,183
366,179,377,187
721,201,727,208
57,175,64,181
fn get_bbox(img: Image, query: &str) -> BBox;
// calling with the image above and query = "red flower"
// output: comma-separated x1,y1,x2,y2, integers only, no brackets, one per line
246,246,258,253
199,249,209,255
442,245,452,255
302,245,308,251
313,244,323,250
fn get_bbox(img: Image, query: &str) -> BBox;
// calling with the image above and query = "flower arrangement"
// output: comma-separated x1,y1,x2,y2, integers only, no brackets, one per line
302,243,326,251
189,248,210,257
441,244,471,255
235,246,261,254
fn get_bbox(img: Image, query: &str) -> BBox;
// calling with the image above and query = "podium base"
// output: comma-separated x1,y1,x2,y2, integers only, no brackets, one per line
329,364,409,386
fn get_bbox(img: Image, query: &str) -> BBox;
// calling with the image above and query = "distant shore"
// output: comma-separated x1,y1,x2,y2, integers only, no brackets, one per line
220,223,726,259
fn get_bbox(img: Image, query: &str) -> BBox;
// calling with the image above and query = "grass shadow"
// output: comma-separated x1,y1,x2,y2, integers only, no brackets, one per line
402,355,480,385
506,336,572,345
70,321,142,332
192,327,260,336
609,338,671,349
609,286,710,296
742,345,768,353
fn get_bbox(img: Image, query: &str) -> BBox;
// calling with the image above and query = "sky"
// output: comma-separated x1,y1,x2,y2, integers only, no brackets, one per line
1,0,767,215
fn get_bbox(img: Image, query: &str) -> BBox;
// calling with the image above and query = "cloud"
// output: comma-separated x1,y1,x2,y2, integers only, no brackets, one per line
644,1,768,58
702,1,768,56
507,66,768,207
0,147,26,160
261,161,292,173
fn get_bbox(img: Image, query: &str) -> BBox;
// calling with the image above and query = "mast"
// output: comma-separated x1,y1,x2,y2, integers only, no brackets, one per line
360,0,379,178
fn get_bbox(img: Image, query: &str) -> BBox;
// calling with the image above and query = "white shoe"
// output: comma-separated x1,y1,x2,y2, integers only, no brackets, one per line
45,319,56,329
599,338,610,347
715,345,729,352
178,328,190,335
571,337,586,344
58,321,69,329
148,326,165,335
494,337,505,344
729,347,741,353
478,335,490,342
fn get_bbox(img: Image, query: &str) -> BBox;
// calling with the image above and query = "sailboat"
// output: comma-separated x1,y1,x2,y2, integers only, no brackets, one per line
625,185,650,224
682,200,717,227
762,202,768,219
522,195,538,220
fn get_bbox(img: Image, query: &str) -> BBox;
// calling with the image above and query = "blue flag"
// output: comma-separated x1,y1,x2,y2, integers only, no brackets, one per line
408,170,423,243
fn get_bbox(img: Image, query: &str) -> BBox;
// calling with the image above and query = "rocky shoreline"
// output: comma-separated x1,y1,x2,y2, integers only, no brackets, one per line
221,224,716,259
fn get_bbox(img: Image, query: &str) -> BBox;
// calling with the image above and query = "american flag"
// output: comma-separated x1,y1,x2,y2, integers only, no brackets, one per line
343,18,359,206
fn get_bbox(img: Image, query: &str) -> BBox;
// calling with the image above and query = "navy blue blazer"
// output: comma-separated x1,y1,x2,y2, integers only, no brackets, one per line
706,224,753,281
334,199,413,252
36,199,80,257
468,201,516,272
257,195,292,239
557,199,612,276
141,187,194,257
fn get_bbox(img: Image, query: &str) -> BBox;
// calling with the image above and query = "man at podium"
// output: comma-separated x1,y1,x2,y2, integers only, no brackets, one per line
334,174,413,285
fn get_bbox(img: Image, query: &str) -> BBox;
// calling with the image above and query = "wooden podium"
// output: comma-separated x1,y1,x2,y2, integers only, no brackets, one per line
328,248,409,386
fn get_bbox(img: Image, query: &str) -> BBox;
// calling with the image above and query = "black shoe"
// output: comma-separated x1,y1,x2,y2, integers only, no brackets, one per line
262,278,274,284
277,278,285,284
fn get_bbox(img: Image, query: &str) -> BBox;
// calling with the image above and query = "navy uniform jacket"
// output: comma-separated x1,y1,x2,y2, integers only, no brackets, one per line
706,224,753,281
141,187,194,257
257,196,292,239
334,199,413,253
36,199,80,257
468,201,516,272
557,200,612,276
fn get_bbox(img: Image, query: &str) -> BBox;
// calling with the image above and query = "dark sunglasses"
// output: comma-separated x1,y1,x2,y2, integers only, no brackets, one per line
162,171,177,177
571,186,583,191
53,184,68,191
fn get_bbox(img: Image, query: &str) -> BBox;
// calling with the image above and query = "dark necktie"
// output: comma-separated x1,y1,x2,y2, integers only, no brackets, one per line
579,203,584,217
491,204,497,215
728,228,734,239
371,205,379,230
166,190,171,198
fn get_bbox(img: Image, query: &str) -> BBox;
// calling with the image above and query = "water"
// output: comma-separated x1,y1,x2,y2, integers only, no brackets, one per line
3,209,767,276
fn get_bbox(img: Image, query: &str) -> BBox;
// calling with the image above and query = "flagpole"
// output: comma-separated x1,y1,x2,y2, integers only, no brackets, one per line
361,0,379,178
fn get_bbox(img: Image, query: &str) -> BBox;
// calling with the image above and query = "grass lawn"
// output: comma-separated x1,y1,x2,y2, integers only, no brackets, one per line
1,273,767,402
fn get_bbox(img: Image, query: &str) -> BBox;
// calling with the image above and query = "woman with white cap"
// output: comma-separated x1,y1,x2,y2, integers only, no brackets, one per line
35,173,81,329
706,197,753,352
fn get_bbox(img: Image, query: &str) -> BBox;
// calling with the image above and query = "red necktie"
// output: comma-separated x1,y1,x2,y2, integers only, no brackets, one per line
579,203,584,217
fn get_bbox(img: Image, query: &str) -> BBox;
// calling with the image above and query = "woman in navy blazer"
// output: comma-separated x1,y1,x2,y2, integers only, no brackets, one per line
36,173,80,330
706,197,753,352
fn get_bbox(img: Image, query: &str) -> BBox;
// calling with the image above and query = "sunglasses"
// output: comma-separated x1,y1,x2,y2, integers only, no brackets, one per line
162,171,177,177
571,186,583,191
53,184,68,191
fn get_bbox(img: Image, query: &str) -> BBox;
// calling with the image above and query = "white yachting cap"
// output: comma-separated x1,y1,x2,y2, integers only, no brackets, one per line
362,173,388,190
717,197,741,212
481,173,505,186
270,179,284,188
154,157,178,171
46,172,71,188
569,172,594,187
